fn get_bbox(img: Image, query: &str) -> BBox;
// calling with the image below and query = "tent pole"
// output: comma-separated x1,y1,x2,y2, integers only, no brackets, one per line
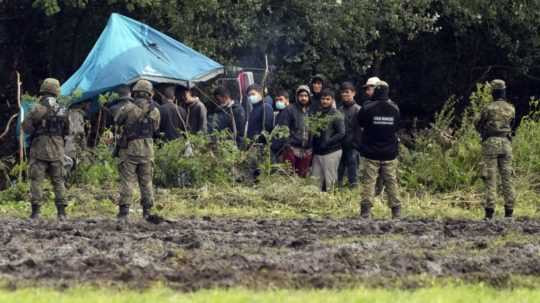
16,72,24,181
93,107,102,147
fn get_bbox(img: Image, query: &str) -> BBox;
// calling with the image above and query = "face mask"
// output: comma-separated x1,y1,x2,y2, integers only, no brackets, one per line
248,95,262,104
275,101,287,110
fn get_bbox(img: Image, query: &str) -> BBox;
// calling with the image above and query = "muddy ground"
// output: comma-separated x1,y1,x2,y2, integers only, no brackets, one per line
0,217,539,290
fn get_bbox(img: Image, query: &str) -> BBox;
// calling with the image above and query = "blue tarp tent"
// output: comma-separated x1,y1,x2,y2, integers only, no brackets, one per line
61,13,224,101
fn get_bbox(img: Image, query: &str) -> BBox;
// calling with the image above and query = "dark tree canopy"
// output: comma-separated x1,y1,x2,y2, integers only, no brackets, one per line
2,0,540,121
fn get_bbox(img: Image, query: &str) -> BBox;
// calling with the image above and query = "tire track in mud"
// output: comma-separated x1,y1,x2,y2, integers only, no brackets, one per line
0,218,539,290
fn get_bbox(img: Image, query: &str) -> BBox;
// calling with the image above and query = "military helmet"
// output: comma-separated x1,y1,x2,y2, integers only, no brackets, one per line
491,79,506,90
39,78,61,97
132,80,154,95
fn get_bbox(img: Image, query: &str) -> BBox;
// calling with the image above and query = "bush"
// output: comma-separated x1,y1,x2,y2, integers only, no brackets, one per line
154,132,245,187
399,84,491,193
71,143,118,186
514,98,540,178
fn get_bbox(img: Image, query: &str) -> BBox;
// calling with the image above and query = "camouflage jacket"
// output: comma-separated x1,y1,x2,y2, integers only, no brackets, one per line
114,97,160,162
22,97,70,162
475,99,515,140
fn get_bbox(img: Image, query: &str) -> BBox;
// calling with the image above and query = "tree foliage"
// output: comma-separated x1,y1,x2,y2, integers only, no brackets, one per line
1,0,540,120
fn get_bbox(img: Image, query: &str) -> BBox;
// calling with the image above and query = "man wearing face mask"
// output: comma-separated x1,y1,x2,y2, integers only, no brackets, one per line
179,86,207,134
270,89,291,162
246,84,274,141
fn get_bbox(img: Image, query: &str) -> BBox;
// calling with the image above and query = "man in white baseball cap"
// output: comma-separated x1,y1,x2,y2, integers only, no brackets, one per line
363,77,381,98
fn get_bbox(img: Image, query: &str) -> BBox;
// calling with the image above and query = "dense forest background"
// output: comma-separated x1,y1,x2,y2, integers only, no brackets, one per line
1,0,540,122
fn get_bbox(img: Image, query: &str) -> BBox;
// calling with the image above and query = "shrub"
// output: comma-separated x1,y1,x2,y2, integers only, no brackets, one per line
399,84,491,193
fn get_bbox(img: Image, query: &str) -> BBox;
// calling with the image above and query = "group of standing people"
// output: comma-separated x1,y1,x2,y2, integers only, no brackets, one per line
21,74,516,221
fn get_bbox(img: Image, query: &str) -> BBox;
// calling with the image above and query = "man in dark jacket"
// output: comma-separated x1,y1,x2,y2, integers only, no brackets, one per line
357,76,380,106
270,89,291,162
209,86,246,147
178,86,207,134
158,85,186,141
246,84,274,141
357,81,401,219
281,85,314,177
338,82,362,188
312,89,345,192
310,74,326,111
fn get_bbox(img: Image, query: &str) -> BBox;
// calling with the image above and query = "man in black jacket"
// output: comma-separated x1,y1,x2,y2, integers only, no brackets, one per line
338,82,362,188
310,74,326,111
312,89,345,192
357,81,401,219
280,85,314,177
209,86,246,147
158,85,186,141
178,86,208,134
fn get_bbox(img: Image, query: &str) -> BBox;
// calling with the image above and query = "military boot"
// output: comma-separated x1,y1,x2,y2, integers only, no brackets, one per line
484,208,495,220
117,205,129,221
391,205,401,219
56,204,67,221
360,204,372,219
504,207,514,218
30,204,41,220
142,205,152,219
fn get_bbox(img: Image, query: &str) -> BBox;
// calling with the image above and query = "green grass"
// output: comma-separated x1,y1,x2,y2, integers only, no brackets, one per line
1,173,539,220
1,285,539,303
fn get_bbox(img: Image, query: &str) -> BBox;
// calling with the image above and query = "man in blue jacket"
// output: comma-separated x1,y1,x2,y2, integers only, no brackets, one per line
246,84,274,142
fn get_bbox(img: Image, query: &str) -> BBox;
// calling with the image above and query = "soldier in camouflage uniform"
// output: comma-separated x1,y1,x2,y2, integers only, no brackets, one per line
64,103,87,171
114,80,160,220
475,79,516,219
22,78,70,220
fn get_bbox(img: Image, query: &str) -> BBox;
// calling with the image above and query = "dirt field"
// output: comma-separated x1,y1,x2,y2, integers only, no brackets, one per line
0,217,539,290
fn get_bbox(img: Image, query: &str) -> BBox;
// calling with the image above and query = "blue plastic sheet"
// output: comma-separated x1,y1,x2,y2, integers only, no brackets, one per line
61,13,223,102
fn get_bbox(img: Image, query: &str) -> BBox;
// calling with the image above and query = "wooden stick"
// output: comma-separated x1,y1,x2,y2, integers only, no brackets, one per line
0,113,18,140
16,72,24,180
16,72,23,157
93,107,102,147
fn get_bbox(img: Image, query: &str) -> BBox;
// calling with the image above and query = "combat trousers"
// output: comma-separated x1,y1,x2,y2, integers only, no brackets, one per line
29,158,66,207
360,157,401,208
312,150,343,191
482,137,515,209
118,159,154,209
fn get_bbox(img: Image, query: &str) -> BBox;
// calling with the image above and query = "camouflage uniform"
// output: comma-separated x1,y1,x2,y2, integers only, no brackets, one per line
22,78,70,219
114,80,160,218
64,107,87,168
360,158,401,209
475,79,516,218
